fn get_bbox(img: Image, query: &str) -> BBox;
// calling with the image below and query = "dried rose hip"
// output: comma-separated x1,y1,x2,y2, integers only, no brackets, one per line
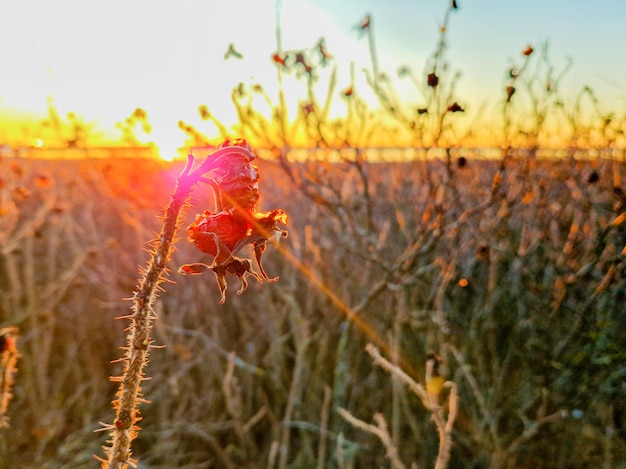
179,138,289,303
187,210,250,258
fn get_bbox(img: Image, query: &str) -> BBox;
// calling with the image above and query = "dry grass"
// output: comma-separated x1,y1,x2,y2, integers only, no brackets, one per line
0,150,624,468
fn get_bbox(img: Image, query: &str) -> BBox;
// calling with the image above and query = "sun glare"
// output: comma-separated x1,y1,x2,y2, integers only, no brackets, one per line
152,141,183,162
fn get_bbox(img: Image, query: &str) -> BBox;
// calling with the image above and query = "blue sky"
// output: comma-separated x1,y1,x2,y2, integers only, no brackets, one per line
310,0,626,107
0,0,624,149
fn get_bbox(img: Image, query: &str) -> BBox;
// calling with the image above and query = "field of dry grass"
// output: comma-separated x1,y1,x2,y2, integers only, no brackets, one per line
0,149,624,468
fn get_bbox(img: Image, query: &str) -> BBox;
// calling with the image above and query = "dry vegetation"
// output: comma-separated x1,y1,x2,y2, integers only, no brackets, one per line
0,147,624,468
1,2,626,468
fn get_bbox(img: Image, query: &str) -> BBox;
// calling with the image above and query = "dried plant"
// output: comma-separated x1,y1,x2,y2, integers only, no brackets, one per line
0,149,623,468
97,138,288,468
339,344,457,469
0,2,624,468
358,1,468,153
0,327,19,429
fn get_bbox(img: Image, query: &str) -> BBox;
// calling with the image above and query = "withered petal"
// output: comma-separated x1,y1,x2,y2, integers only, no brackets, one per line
178,263,211,275
207,232,235,267
254,242,278,283
214,271,228,304
236,274,249,295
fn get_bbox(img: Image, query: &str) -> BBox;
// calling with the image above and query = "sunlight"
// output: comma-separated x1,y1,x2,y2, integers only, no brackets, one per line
151,140,183,162
137,113,190,161
270,234,418,377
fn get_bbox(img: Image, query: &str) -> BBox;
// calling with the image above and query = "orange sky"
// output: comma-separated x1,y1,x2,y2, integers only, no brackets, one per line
1,0,625,157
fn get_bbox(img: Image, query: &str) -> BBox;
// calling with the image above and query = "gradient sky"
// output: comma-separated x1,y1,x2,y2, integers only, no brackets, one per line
1,0,625,151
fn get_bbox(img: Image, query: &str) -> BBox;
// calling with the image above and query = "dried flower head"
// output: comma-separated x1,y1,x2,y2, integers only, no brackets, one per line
447,102,465,113
187,211,249,261
506,85,516,103
427,72,439,88
357,14,371,33
317,38,333,64
179,138,288,303
272,52,287,66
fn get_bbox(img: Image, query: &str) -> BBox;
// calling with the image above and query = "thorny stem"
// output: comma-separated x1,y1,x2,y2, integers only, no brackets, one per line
99,148,236,468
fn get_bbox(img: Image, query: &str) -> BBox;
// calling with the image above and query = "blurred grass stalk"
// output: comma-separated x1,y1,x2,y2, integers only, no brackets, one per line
0,327,19,429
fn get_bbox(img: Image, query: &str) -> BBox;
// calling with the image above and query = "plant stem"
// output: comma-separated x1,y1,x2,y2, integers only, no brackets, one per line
101,158,201,468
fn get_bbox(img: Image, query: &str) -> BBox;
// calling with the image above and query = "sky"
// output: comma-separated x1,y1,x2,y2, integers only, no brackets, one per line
1,0,625,153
